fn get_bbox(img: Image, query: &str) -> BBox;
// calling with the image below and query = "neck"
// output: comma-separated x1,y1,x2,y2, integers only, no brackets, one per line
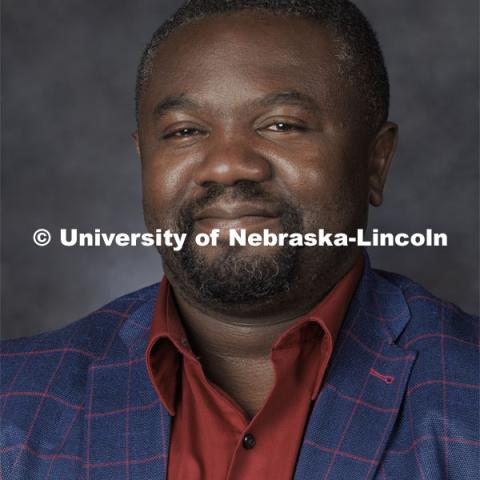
172,295,301,359
169,272,338,360
165,251,361,416
167,250,361,358
170,288,316,417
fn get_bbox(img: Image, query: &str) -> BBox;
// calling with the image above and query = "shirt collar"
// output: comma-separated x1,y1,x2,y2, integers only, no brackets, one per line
146,254,364,414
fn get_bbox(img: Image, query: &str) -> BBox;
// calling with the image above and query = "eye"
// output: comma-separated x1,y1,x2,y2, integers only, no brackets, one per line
163,127,204,140
264,122,307,133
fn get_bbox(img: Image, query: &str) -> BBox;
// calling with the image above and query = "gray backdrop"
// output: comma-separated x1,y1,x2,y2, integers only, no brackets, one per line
2,0,478,340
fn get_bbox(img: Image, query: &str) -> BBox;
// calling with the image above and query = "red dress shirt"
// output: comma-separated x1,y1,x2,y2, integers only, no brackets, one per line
146,256,363,480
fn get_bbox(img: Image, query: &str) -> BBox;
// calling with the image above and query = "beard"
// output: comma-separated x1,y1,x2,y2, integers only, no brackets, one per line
145,181,305,307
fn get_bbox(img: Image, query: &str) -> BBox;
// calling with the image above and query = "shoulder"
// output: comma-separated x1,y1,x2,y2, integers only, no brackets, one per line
374,268,478,344
0,283,160,391
373,268,478,394
0,284,160,476
367,270,479,474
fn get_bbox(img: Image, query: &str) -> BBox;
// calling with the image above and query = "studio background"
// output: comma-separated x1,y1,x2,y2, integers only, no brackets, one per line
2,0,478,339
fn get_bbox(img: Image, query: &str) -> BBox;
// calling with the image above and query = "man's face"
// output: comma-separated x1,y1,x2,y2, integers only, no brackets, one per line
135,12,393,314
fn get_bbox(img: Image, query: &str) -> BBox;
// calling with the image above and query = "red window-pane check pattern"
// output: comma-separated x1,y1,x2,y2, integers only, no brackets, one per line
1,254,478,480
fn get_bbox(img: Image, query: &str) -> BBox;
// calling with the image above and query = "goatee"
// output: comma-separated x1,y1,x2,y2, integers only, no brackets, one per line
150,181,305,307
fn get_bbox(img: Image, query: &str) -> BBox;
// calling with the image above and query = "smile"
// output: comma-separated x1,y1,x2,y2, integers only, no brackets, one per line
193,203,281,236
196,215,280,231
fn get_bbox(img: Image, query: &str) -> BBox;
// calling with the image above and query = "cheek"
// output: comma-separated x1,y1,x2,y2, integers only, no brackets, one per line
139,120,202,214
279,147,369,231
277,145,348,204
141,152,196,218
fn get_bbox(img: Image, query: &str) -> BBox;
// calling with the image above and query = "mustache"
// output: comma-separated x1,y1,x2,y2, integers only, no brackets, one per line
177,181,292,229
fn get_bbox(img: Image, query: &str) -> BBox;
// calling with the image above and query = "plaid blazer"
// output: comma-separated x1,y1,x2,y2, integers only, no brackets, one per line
1,255,479,479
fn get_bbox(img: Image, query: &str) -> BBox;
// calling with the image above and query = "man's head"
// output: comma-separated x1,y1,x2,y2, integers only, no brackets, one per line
135,0,390,133
133,0,398,318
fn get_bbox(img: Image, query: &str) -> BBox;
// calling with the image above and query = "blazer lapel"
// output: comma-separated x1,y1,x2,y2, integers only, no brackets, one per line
81,257,416,480
294,256,417,480
83,289,171,480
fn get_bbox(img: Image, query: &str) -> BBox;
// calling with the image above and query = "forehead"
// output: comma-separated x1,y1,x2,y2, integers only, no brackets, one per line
140,12,351,118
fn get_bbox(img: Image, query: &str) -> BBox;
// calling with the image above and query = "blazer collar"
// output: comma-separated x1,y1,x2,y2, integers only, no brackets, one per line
294,252,417,480
85,287,171,479
86,253,416,480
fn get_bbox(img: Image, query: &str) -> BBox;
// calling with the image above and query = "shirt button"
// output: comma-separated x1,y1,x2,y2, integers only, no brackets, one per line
242,433,256,450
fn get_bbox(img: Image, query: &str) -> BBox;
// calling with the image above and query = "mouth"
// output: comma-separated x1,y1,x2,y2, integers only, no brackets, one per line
193,202,281,235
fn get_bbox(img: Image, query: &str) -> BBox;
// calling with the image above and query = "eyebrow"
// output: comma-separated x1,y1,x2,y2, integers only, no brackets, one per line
152,90,321,119
153,94,200,118
257,91,321,114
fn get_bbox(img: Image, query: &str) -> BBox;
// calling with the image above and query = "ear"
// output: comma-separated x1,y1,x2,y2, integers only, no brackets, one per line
368,121,399,207
132,130,141,159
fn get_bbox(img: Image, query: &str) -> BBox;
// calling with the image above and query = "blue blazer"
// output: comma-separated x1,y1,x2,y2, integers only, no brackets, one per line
1,256,479,479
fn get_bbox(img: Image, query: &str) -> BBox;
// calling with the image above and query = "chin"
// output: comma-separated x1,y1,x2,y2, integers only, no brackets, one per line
164,241,298,306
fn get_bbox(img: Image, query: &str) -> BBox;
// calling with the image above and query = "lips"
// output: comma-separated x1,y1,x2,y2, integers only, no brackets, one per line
194,202,279,221
193,202,281,233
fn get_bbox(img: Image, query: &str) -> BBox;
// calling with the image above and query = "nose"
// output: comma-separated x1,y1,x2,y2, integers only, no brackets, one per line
193,136,272,187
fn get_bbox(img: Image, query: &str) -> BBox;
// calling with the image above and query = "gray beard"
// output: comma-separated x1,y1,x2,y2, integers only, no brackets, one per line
160,208,302,306
145,181,367,314
152,181,305,307
171,236,300,306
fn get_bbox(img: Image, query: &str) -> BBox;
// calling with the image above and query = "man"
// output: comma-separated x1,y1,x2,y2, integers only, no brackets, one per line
1,0,478,479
